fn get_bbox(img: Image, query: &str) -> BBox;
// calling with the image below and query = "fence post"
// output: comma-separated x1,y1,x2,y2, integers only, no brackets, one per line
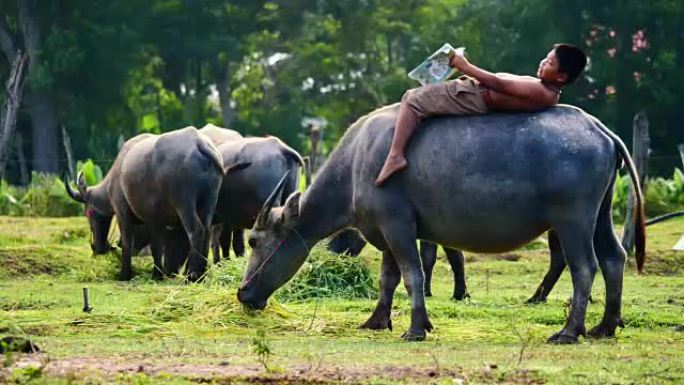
621,111,650,256
309,123,321,173
303,156,311,188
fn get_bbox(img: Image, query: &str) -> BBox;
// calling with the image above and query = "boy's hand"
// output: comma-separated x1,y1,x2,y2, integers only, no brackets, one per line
449,52,469,70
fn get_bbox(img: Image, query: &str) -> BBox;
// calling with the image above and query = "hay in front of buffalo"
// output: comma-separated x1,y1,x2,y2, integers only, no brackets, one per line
277,246,377,302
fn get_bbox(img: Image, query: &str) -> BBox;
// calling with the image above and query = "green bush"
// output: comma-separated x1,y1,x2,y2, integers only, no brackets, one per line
76,159,104,186
0,159,105,217
0,173,83,217
612,168,684,223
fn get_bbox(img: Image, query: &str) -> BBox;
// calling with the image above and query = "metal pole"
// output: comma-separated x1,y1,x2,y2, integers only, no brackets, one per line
82,287,93,312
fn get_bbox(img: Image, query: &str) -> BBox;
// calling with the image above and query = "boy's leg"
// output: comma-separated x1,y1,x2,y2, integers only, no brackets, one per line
375,78,487,186
375,94,419,186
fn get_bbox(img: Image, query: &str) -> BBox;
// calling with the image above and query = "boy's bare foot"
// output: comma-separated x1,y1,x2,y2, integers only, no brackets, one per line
375,155,408,186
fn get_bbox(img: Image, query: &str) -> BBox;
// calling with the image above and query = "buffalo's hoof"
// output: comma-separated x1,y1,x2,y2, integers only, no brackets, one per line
588,319,623,339
360,315,392,331
185,275,199,283
118,271,133,281
401,329,427,341
151,270,164,281
452,292,470,301
547,329,580,344
425,291,433,297
525,295,547,304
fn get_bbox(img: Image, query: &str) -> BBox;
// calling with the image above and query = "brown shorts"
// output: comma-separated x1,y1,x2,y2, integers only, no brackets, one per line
403,75,489,120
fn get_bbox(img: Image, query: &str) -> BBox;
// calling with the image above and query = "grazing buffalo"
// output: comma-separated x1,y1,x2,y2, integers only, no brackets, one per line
65,127,225,281
238,104,645,343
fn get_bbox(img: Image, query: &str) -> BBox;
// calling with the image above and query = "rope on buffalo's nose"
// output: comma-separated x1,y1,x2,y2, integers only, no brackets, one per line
241,228,309,289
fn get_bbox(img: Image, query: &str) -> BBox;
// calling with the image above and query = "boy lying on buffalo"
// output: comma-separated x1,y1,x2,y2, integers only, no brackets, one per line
375,44,587,186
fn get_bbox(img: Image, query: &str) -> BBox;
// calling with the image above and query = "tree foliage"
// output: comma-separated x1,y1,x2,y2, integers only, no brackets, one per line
0,0,682,181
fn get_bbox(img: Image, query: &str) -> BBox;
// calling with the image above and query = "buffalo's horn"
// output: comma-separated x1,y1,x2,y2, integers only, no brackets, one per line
256,171,290,228
63,174,85,203
76,171,88,197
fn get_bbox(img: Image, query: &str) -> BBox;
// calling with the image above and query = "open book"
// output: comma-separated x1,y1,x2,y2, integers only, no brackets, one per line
408,43,465,86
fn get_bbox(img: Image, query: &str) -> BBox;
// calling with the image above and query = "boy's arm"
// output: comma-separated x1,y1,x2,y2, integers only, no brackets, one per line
450,55,550,103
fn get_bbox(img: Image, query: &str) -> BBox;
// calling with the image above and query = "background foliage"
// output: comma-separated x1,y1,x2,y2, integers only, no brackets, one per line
1,0,682,179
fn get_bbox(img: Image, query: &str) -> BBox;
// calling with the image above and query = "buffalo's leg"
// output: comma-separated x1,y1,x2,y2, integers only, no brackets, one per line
360,250,401,331
548,221,597,344
149,230,164,280
117,220,134,281
232,229,245,257
527,231,566,303
589,179,626,338
444,247,468,300
346,232,367,256
164,229,189,276
211,224,223,264
180,217,207,281
219,227,232,260
420,242,437,297
381,221,433,341
183,192,217,281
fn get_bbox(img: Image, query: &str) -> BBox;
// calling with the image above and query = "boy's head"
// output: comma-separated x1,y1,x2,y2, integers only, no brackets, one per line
538,44,587,85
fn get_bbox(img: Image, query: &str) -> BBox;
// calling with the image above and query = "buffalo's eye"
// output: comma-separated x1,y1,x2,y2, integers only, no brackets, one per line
248,237,257,248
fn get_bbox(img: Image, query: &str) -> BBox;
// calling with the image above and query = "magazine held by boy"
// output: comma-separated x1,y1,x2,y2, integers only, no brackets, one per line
408,43,465,85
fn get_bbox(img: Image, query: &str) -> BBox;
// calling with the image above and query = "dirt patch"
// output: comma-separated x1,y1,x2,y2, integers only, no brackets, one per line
3,354,466,384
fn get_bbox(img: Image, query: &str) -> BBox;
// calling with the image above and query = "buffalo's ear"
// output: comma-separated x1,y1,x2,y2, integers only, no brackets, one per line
224,162,252,174
282,192,301,225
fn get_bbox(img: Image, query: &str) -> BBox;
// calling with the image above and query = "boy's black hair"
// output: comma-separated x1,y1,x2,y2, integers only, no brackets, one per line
553,44,587,84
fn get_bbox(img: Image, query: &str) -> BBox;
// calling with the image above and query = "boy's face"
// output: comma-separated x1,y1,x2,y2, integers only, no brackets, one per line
537,49,567,84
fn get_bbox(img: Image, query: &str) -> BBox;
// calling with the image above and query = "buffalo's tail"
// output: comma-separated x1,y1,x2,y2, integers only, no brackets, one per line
588,114,646,273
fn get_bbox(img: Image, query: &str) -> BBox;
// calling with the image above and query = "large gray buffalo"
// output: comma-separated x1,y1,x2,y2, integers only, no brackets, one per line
65,127,225,281
238,104,645,343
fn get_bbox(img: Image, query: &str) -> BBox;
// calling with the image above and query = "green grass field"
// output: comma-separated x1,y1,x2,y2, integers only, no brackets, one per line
1,216,683,384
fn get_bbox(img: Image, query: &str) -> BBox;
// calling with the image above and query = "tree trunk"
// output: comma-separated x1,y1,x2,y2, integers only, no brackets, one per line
27,89,60,174
621,112,650,255
217,61,235,128
15,131,29,185
678,143,684,169
0,52,29,179
19,0,60,175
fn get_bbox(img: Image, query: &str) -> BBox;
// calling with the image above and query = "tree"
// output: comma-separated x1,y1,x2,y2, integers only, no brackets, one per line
0,1,61,174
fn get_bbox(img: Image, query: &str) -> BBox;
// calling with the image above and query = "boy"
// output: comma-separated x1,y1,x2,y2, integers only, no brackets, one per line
375,44,587,186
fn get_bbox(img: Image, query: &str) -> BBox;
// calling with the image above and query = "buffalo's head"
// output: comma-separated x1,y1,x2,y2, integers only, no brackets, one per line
237,172,309,309
64,172,114,254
